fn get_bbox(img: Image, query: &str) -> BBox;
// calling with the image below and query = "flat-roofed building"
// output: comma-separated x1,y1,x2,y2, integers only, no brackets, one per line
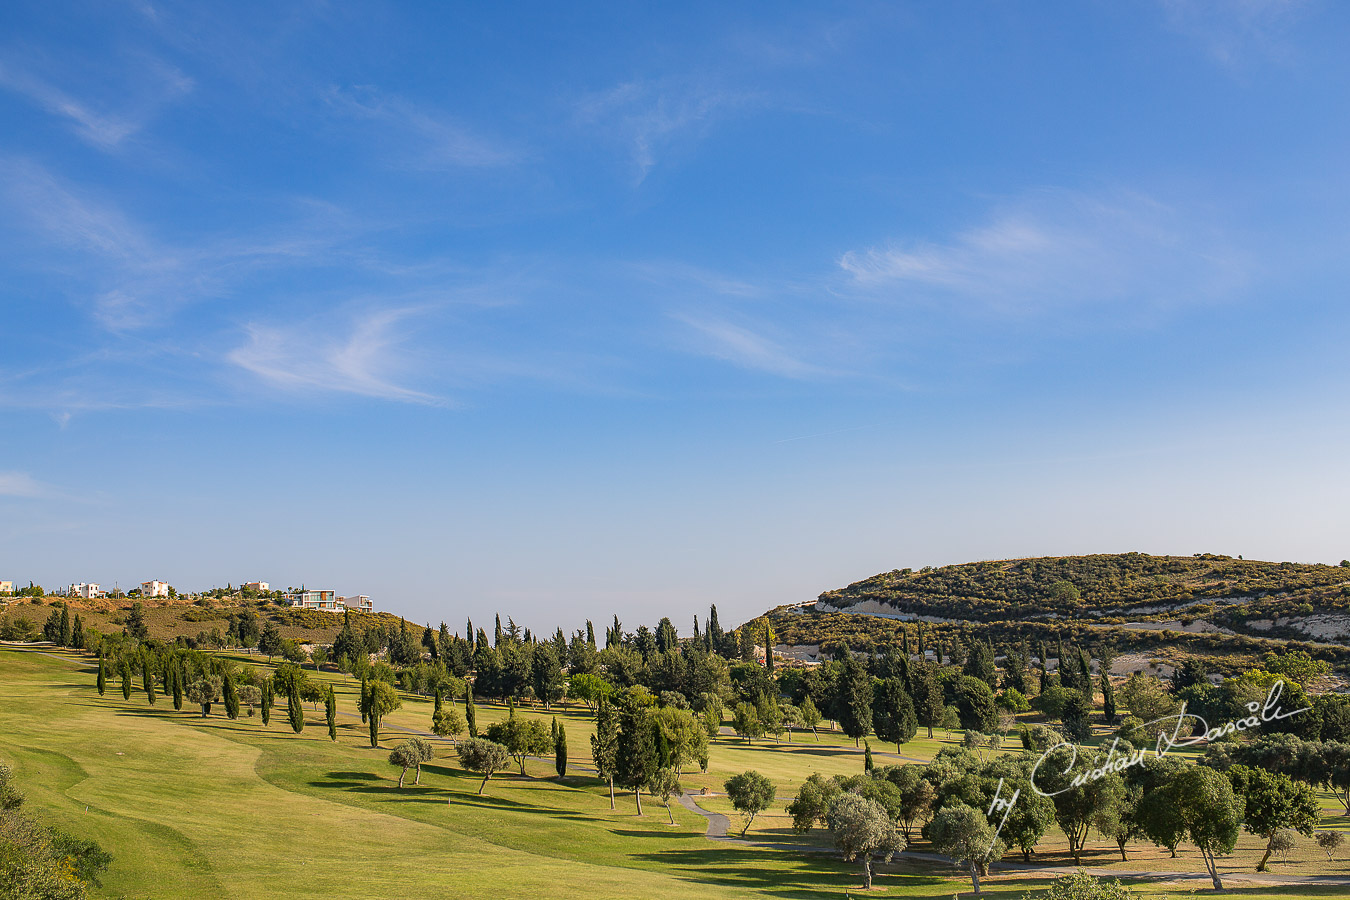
339,594,373,612
141,580,169,598
286,589,340,611
244,581,269,592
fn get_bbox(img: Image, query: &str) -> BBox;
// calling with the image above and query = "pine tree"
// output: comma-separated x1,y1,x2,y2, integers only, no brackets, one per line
763,621,775,674
325,686,337,741
916,621,926,661
901,626,911,659
591,697,619,809
120,658,132,700
434,685,444,718
223,670,240,720
553,716,568,778
97,651,106,695
465,683,477,737
359,675,369,723
59,606,71,647
494,614,503,647
288,681,304,733
585,619,596,650
71,614,83,650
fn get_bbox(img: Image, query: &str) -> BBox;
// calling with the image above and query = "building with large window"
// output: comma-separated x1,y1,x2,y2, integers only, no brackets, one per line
339,594,373,612
69,583,105,599
285,589,339,610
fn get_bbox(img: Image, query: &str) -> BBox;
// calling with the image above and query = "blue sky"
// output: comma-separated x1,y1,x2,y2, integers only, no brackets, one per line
3,1,1350,631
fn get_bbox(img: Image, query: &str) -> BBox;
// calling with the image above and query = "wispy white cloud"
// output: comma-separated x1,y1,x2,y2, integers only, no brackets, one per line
324,86,519,169
673,313,831,380
576,77,754,182
0,471,51,499
227,308,443,404
0,160,360,330
1159,0,1311,66
838,189,1250,317
0,53,192,149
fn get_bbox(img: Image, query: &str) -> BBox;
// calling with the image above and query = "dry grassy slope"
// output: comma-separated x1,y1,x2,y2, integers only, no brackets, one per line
0,595,407,644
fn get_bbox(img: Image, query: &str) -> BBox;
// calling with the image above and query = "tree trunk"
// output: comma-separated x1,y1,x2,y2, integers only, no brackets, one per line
969,860,981,895
1022,848,1031,862
414,764,422,786
927,725,934,739
478,773,489,795
1203,849,1223,891
862,855,873,890
1257,838,1273,872
1118,839,1128,862
398,768,407,788
609,777,615,809
634,788,643,816
666,801,675,824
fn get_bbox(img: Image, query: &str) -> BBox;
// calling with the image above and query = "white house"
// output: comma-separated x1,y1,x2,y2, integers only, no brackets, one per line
339,594,373,612
0,581,13,595
70,583,104,599
243,581,269,593
286,589,340,611
140,580,170,598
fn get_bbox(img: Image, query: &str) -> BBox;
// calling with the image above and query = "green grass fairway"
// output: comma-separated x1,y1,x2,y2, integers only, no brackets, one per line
2,648,1346,900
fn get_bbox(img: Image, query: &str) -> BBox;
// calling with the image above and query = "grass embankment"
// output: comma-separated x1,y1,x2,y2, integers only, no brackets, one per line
1,647,1346,900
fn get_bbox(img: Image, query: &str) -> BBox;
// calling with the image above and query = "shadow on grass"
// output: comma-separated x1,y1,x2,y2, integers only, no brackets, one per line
629,844,954,898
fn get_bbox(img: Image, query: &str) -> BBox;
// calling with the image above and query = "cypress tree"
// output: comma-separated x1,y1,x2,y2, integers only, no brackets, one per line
763,621,775,674
59,606,71,646
97,651,106,696
262,680,274,726
141,655,156,704
553,716,567,778
223,670,240,720
465,683,477,737
120,658,132,700
368,713,379,748
171,659,184,711
288,681,304,733
71,614,84,650
864,740,874,773
901,626,911,659
359,675,369,724
1078,648,1093,701
326,686,337,741
434,685,443,718
1101,672,1116,725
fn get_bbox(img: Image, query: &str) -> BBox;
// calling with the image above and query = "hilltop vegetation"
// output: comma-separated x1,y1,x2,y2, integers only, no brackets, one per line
818,553,1350,622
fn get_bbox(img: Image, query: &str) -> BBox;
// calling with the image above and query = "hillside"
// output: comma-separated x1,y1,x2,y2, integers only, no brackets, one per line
0,594,405,647
759,553,1350,673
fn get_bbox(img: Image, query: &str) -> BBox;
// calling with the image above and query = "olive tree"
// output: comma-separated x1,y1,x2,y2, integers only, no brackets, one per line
388,738,436,788
825,793,905,890
926,801,1004,895
186,676,222,718
455,738,510,795
647,767,682,824
724,770,776,837
1227,765,1319,872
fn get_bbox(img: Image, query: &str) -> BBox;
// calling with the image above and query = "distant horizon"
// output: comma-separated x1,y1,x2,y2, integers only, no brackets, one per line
11,547,1348,635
